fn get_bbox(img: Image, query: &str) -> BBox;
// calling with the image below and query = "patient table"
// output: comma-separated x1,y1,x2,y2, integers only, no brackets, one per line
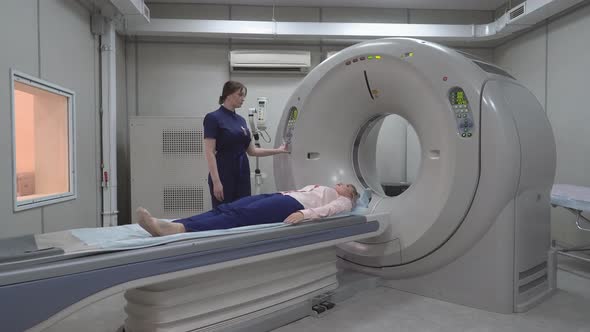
551,184,590,233
549,184,590,288
0,214,383,332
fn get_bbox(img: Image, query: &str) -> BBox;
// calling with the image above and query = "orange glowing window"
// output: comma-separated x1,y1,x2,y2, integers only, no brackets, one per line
12,71,76,210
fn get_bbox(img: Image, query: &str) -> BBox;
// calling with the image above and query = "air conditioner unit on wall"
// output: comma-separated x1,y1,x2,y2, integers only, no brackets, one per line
229,50,311,74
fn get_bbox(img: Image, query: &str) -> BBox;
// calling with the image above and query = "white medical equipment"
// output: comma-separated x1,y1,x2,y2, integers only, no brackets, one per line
248,98,272,194
0,216,381,332
256,97,268,131
0,37,557,332
248,107,263,193
274,37,556,314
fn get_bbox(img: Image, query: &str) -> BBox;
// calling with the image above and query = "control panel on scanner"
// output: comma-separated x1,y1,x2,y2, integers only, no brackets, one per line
282,106,299,149
450,87,475,138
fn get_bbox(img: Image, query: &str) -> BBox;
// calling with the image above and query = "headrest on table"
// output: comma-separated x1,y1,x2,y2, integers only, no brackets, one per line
352,189,372,215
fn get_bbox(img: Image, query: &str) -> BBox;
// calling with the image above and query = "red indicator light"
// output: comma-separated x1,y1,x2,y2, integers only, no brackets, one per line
443,76,448,81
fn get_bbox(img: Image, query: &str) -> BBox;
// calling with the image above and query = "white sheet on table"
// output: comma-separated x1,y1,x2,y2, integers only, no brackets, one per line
551,184,590,211
70,222,288,250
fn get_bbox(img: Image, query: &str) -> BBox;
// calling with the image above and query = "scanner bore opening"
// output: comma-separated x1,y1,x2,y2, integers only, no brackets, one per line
353,113,421,198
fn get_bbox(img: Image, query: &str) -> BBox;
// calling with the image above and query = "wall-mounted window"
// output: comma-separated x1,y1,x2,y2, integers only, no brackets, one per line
11,70,76,211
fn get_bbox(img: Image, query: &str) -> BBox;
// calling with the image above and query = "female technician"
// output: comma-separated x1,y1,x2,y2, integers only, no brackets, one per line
204,81,288,208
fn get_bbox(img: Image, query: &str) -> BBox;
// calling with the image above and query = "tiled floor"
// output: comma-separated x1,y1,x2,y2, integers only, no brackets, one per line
43,269,590,332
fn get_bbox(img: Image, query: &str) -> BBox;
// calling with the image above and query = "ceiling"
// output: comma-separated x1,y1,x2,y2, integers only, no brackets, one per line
146,0,508,11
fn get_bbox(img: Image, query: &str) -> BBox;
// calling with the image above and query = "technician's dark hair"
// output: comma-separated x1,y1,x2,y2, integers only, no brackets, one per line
219,81,247,105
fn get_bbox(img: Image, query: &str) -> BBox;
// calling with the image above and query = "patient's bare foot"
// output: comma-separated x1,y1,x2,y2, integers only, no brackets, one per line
136,207,185,237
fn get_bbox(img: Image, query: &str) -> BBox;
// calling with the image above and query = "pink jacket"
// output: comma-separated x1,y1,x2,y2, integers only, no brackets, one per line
283,185,353,220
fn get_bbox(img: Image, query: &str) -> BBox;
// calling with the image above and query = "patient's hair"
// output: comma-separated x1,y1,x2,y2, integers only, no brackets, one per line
349,184,359,208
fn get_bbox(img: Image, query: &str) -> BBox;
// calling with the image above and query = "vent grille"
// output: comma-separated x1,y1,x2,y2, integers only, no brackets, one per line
518,261,548,294
519,261,547,280
510,4,526,20
519,275,547,294
163,185,204,214
162,129,203,158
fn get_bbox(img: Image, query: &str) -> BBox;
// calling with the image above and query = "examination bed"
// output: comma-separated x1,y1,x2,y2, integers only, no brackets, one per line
0,213,385,332
551,184,590,233
548,184,590,286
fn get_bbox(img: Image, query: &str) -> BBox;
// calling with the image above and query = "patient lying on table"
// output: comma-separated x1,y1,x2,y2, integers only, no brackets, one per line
137,183,359,237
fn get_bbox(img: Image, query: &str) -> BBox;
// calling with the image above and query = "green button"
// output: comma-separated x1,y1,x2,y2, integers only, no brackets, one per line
464,128,469,132
467,133,472,137
457,114,461,118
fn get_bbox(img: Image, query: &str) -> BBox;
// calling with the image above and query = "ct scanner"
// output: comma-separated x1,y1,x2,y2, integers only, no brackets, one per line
275,37,556,313
0,38,556,332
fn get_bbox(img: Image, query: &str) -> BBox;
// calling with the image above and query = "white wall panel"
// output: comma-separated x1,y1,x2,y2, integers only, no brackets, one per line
137,43,229,116
126,42,138,117
231,5,320,21
377,116,407,184
275,6,321,21
0,0,98,237
494,26,547,107
230,5,275,20
546,5,590,246
409,9,493,24
0,0,41,237
149,4,229,19
39,0,99,232
321,7,407,23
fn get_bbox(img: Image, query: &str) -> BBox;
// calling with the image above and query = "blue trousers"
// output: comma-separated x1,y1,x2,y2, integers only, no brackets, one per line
173,193,304,232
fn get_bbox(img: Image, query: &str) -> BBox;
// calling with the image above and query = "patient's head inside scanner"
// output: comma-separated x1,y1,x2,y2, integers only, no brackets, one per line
335,183,359,204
